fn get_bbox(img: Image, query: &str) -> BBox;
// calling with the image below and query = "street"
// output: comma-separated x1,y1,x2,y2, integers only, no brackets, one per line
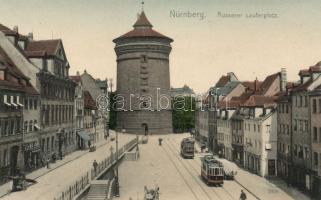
118,133,310,200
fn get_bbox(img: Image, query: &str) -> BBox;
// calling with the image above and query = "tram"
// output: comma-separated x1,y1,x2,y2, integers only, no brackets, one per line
180,138,195,159
201,155,224,186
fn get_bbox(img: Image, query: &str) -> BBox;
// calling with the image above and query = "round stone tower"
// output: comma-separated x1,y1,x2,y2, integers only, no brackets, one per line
113,11,173,134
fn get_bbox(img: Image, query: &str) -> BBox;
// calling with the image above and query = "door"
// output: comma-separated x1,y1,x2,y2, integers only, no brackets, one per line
268,159,276,176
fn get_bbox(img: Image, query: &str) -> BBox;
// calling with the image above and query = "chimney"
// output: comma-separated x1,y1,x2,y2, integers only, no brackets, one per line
13,26,18,33
254,77,259,91
281,68,287,92
27,32,33,41
76,71,80,76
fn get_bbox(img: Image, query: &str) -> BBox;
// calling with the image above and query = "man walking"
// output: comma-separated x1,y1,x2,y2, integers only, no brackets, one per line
93,160,98,176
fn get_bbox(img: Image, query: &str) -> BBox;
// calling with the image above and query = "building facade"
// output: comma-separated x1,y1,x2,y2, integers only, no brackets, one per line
114,11,173,134
309,86,321,199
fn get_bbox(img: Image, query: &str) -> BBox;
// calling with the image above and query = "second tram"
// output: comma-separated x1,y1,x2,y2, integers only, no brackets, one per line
180,138,195,159
201,155,224,186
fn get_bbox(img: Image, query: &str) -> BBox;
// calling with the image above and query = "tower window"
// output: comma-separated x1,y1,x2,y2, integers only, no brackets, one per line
141,55,148,63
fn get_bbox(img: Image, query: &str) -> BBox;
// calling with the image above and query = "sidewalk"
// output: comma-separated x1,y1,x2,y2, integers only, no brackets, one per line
0,130,115,198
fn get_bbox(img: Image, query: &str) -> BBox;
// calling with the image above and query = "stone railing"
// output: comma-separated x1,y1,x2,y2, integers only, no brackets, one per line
53,137,138,200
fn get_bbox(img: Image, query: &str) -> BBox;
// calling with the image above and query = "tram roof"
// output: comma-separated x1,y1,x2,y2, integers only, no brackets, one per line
182,137,195,143
202,155,223,167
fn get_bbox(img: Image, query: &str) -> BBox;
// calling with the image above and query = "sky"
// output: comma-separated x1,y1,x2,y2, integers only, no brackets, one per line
0,0,321,93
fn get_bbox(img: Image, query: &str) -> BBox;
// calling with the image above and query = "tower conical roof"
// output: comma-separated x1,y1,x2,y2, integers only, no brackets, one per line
113,11,172,43
133,11,153,28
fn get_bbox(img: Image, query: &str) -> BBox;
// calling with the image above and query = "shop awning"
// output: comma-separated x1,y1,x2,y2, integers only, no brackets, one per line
77,131,91,141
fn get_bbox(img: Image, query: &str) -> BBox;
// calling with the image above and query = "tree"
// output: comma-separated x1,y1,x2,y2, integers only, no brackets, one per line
172,96,195,133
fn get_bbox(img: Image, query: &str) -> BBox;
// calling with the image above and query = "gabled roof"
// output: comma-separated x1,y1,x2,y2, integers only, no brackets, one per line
25,39,61,57
215,75,230,87
242,80,262,92
113,11,172,42
255,72,279,95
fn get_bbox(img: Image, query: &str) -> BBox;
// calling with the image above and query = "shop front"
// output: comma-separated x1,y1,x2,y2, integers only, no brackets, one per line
22,141,41,171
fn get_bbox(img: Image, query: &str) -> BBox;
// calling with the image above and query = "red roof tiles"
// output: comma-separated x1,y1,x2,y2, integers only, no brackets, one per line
84,90,97,110
113,11,172,42
133,11,153,28
0,46,38,95
241,95,277,108
255,72,279,95
215,75,230,87
25,39,61,57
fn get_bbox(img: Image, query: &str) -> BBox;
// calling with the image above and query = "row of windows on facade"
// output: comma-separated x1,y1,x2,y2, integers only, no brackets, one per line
312,127,321,143
278,103,290,114
24,120,39,133
40,131,75,153
278,124,290,135
0,118,21,136
24,98,38,110
244,123,262,133
218,132,231,143
278,142,291,155
2,95,24,108
293,119,308,132
41,83,74,101
245,138,262,149
293,145,310,160
293,95,308,108
41,105,74,126
2,94,38,110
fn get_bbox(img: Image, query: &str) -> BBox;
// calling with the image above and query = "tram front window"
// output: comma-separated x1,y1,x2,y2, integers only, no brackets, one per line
215,168,219,175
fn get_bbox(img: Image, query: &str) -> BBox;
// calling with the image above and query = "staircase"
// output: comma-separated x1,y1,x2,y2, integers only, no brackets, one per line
86,180,109,200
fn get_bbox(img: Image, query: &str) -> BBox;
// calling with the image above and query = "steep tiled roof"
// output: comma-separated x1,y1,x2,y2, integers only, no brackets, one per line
0,46,38,95
215,75,230,87
255,72,279,95
241,95,277,108
25,39,61,57
133,11,153,28
242,80,262,91
113,11,172,42
84,90,97,110
292,78,314,92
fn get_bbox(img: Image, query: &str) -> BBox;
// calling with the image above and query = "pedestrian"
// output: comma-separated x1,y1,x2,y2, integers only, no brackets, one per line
93,160,98,176
46,157,50,169
88,141,91,148
240,189,247,200
52,152,57,163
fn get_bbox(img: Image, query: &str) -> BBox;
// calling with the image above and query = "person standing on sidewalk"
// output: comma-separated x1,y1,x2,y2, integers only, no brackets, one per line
46,157,50,169
240,190,247,200
93,160,98,176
